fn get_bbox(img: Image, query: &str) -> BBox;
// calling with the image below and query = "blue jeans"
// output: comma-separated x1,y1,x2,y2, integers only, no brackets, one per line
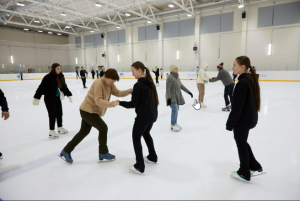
170,103,179,126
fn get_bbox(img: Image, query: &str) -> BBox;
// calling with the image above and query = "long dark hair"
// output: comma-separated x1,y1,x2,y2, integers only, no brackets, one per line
131,61,159,106
236,56,261,112
51,63,65,88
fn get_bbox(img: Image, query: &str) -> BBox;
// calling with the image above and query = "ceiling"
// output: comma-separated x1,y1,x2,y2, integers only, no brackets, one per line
0,0,262,36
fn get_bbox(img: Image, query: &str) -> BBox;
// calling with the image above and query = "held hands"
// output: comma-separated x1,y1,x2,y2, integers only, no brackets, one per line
2,111,10,120
128,88,133,94
68,96,73,103
33,98,40,106
113,100,120,106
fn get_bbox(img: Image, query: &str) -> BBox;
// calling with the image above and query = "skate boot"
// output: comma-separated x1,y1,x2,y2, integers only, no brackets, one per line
98,153,116,162
0,152,2,159
58,127,68,134
59,150,73,164
171,124,181,132
222,105,231,111
129,165,144,174
201,102,207,108
231,171,250,182
250,168,266,177
49,130,59,139
144,156,157,164
176,123,182,130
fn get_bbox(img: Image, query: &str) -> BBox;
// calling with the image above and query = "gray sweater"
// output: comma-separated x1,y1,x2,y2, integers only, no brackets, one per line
210,69,234,86
166,72,191,105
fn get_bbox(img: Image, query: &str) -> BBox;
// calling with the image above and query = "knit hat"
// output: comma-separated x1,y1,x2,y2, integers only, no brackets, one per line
217,62,223,68
169,65,178,72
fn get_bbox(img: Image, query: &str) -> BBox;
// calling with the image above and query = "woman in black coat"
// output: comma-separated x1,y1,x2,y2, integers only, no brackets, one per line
33,63,73,139
227,56,263,182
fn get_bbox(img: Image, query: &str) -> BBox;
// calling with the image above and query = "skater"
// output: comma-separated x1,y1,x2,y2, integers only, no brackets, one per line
80,67,88,88
20,70,23,81
0,89,10,159
119,61,159,174
233,72,237,82
91,69,95,80
59,69,132,164
166,65,193,132
227,56,263,182
209,62,235,111
196,66,200,78
100,67,105,78
33,63,72,139
96,70,99,79
152,66,159,86
76,68,80,79
160,68,164,81
196,62,210,108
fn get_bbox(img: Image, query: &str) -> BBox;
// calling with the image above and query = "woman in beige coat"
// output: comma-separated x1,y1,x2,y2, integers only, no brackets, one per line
196,62,210,108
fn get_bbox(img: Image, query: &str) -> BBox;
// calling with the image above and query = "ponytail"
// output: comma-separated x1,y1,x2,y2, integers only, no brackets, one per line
131,61,159,106
236,56,261,112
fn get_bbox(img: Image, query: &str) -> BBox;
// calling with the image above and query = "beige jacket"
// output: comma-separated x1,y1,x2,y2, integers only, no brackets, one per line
80,77,129,117
197,62,210,84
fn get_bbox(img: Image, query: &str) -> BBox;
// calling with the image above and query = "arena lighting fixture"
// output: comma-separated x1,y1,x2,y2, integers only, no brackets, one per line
168,4,174,8
177,50,179,60
61,12,67,16
34,20,40,23
90,30,95,33
118,54,120,62
38,30,43,32
57,33,62,35
65,26,70,28
11,56,13,64
147,21,152,23
268,44,272,56
95,2,102,7
187,14,192,17
116,26,120,29
75,57,78,64
48,32,53,34
23,28,29,31
17,2,25,6
125,13,131,16
238,4,244,8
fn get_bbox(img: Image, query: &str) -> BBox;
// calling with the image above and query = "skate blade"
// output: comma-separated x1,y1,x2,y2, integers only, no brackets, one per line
144,159,158,165
251,172,267,177
170,129,181,132
97,158,116,163
129,168,144,175
58,155,72,164
49,135,59,139
58,131,69,134
231,175,250,182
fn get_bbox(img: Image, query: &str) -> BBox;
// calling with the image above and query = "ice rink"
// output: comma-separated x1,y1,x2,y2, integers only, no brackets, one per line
0,78,299,200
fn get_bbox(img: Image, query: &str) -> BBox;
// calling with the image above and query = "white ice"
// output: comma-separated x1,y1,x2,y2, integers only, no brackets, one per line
0,78,299,200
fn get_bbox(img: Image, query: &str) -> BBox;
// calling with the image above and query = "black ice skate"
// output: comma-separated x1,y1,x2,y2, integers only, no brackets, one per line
222,105,231,111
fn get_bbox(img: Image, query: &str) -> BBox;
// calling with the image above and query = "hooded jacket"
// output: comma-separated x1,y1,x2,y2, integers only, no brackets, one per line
197,62,210,84
119,77,158,124
34,72,72,100
226,73,258,130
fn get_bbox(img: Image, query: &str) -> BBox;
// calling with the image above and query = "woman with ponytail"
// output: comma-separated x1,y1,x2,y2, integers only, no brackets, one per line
119,61,159,174
227,56,263,182
33,63,72,139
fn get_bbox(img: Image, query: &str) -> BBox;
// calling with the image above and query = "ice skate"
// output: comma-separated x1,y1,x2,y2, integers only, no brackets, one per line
59,150,73,164
144,156,157,164
0,152,2,159
49,130,59,139
98,153,116,162
231,171,250,182
176,123,182,130
250,169,266,177
201,102,207,108
222,105,231,111
129,165,144,174
171,124,181,132
57,127,68,134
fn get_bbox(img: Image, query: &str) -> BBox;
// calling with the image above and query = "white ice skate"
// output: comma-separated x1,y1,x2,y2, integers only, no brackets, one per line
144,156,158,164
129,166,144,174
222,105,231,111
176,123,182,130
201,102,207,108
171,124,181,132
49,130,59,139
57,127,69,134
231,171,250,182
250,169,266,177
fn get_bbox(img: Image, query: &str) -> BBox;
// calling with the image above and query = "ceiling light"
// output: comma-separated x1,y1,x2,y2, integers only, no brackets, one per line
65,26,70,28
168,4,174,8
125,13,131,16
48,32,53,34
61,12,67,16
38,30,43,32
17,2,25,6
147,21,152,23
34,20,40,23
238,4,244,8
187,14,192,17
90,30,95,33
95,3,102,7
57,33,62,35
24,28,29,31
116,26,120,29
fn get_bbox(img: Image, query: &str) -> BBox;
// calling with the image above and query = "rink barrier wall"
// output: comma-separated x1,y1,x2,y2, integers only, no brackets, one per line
0,71,300,82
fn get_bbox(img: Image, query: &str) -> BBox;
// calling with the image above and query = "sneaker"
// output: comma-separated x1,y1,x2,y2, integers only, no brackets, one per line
176,123,182,130
129,165,144,174
58,127,68,134
171,124,181,132
98,153,116,162
250,168,263,176
201,102,207,108
59,150,73,164
144,156,157,164
49,130,59,139
231,171,250,181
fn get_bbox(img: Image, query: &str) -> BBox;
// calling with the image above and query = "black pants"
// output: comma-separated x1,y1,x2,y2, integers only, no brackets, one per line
234,128,262,180
155,76,159,84
224,83,234,106
64,110,108,154
21,75,23,80
161,75,163,80
44,97,63,130
132,122,157,173
76,73,80,79
81,77,86,88
92,74,95,79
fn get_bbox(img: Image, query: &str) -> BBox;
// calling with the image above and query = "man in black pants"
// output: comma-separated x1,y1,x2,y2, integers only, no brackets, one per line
80,67,88,89
0,89,10,159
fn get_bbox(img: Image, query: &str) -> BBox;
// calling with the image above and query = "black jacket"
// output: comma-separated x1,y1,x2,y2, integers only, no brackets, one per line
119,77,158,124
226,73,258,130
34,73,72,100
153,69,159,77
100,71,105,78
0,89,9,111
80,70,87,78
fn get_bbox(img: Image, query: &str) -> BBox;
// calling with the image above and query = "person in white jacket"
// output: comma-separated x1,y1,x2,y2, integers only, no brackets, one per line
196,62,210,108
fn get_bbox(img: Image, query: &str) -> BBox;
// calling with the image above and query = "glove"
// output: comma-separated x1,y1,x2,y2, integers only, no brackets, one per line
33,98,40,106
68,96,73,103
188,92,193,98
167,99,171,106
60,91,65,100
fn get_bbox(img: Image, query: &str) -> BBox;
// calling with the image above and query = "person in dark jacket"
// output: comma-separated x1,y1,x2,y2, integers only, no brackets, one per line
100,67,105,78
91,69,95,80
20,70,23,81
80,67,88,88
33,63,73,139
0,89,10,159
119,61,159,174
227,56,263,182
152,66,159,86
